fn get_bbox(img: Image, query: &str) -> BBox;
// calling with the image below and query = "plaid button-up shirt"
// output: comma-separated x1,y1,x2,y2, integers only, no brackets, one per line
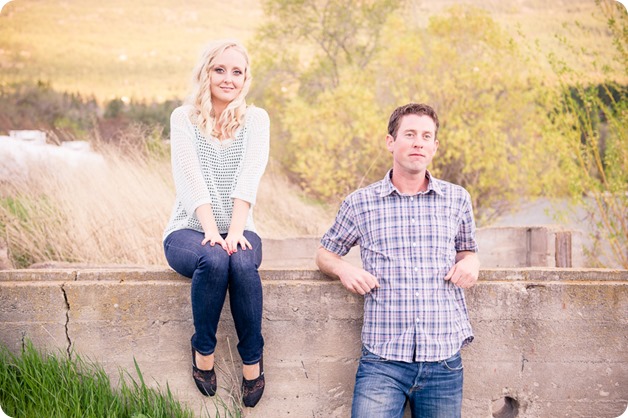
321,170,478,362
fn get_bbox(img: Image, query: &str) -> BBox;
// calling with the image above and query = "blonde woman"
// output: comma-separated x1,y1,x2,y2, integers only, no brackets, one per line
163,39,269,407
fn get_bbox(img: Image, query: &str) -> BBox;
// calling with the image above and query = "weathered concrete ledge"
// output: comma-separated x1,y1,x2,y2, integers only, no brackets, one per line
0,268,626,417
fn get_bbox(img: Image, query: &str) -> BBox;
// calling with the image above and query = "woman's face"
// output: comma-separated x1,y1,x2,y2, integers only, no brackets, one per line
210,47,247,109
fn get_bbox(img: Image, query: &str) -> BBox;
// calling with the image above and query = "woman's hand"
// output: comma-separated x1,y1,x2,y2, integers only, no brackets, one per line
201,230,228,252
224,232,252,255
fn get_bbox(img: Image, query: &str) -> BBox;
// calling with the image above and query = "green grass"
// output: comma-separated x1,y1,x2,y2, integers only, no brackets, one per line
0,341,196,418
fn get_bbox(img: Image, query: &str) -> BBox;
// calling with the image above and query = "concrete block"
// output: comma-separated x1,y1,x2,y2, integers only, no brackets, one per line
65,280,190,322
477,227,529,268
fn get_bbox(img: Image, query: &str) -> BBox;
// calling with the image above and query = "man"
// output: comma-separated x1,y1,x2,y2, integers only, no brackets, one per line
316,103,480,418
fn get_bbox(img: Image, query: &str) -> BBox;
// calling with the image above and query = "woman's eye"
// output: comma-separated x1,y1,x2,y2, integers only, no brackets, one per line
214,68,224,73
234,70,243,76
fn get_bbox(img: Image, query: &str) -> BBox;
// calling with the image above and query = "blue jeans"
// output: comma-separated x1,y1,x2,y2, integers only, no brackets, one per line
351,347,463,418
163,229,264,365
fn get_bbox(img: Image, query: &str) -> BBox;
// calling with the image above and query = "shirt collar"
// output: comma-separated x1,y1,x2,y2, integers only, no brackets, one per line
378,169,445,197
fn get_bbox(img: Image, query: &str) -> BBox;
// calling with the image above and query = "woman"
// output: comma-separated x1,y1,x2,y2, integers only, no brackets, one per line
163,39,269,408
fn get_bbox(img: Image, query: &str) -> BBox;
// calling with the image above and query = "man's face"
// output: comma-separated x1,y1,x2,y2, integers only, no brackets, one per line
386,114,439,176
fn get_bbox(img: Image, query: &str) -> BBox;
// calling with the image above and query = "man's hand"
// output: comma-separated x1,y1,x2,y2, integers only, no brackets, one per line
444,251,480,288
336,263,380,295
316,246,380,295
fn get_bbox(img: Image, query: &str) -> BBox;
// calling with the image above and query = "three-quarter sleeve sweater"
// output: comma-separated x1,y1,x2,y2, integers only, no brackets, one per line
163,104,270,241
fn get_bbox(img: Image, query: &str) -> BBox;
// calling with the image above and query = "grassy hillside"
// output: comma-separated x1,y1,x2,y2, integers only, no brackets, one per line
0,0,621,102
0,0,263,100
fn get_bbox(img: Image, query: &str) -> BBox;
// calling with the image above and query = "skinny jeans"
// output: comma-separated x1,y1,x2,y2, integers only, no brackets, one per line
163,229,264,364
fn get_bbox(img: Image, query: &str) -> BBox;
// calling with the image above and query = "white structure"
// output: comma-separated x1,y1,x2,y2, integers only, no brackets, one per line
9,130,46,144
0,135,104,182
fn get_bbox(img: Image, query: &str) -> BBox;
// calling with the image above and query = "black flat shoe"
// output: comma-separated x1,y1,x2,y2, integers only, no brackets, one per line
242,356,265,407
191,344,216,396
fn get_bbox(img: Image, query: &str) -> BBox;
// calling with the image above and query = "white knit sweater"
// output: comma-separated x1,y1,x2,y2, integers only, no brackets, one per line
163,104,270,240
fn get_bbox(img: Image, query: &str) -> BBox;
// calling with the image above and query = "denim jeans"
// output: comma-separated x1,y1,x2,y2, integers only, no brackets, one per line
351,347,463,418
163,229,264,365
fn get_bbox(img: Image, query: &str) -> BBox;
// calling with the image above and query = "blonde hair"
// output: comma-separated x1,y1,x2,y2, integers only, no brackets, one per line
186,39,252,139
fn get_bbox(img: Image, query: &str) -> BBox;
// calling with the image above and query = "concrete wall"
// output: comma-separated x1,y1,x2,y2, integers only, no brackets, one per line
0,268,626,418
263,226,586,270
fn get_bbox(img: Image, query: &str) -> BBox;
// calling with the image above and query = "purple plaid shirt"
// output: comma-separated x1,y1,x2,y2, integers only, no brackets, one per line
321,170,478,362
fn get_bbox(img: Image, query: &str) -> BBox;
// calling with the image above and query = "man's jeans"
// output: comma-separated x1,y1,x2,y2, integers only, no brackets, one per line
352,347,463,418
163,229,264,365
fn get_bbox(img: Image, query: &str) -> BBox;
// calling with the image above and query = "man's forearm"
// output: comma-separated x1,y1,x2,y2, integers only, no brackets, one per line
316,246,344,279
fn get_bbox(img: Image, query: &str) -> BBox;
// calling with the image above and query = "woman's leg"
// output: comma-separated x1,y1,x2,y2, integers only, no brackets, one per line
164,229,230,356
227,231,264,365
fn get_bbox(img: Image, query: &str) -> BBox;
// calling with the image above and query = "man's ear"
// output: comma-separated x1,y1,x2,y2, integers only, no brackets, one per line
386,134,395,152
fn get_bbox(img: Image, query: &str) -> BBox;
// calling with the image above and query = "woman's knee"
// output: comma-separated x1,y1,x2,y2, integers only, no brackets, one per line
197,245,230,273
229,249,261,275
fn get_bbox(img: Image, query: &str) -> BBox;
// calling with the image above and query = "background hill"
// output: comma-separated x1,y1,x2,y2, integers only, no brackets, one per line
0,0,619,101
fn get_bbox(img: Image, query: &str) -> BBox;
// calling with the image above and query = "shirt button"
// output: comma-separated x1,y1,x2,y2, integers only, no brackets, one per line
415,317,420,323
414,267,418,272
412,242,417,247
415,292,420,297
411,218,416,223
410,197,414,202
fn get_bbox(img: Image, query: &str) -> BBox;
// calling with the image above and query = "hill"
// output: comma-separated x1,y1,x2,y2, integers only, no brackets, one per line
0,0,621,102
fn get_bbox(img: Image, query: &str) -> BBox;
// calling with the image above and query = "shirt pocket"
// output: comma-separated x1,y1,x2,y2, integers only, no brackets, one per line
431,213,459,253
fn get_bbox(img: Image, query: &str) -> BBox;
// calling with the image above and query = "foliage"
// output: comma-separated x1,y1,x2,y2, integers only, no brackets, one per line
377,6,560,223
254,3,561,223
282,74,386,200
258,0,401,94
543,0,628,268
250,0,402,204
0,81,177,149
0,81,99,141
0,340,195,418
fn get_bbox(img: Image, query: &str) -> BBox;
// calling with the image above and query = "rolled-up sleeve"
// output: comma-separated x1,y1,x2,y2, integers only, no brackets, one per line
320,197,360,256
455,189,478,253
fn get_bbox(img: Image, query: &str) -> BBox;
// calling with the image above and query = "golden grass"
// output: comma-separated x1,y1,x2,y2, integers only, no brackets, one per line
0,136,334,268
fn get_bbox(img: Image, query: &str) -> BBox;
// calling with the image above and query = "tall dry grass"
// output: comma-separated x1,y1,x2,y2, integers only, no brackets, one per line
0,133,334,269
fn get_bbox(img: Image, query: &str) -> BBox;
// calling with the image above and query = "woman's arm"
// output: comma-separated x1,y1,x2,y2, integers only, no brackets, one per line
224,198,251,254
225,107,270,254
196,204,227,251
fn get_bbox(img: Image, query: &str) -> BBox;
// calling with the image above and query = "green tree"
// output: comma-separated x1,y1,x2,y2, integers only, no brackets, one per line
249,0,403,172
543,0,627,268
377,6,559,223
256,0,401,94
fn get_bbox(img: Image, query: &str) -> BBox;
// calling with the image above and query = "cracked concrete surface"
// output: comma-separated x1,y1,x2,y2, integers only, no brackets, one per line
0,268,627,417
61,283,72,357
